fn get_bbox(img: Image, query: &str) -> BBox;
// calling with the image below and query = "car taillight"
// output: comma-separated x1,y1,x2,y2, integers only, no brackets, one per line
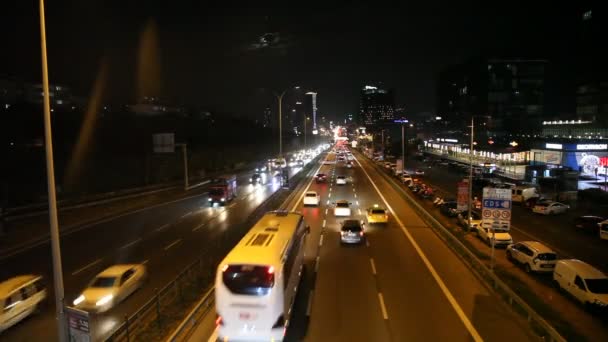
359,231,364,236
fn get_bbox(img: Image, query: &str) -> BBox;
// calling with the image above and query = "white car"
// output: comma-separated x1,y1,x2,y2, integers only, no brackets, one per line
334,200,352,217
303,191,320,206
1,275,47,333
532,202,570,215
73,264,147,313
506,241,558,273
477,227,513,247
336,176,347,185
401,174,413,185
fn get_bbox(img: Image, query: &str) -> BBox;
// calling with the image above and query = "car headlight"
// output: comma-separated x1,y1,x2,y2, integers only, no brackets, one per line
249,178,252,182
221,198,225,202
73,295,85,306
208,198,212,202
96,294,113,307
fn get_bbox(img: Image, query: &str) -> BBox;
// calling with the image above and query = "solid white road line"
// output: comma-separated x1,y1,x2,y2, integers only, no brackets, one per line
72,258,102,276
156,223,170,232
181,211,193,219
378,293,389,320
192,223,205,232
164,238,182,251
322,219,326,228
354,155,483,342
120,238,141,250
289,159,326,211
306,290,314,316
370,258,377,275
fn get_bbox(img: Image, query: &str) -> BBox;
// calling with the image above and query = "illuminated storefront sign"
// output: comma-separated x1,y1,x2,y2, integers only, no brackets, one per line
545,143,562,150
576,144,607,150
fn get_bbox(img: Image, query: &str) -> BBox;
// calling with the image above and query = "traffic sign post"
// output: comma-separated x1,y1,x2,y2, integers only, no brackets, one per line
482,187,512,271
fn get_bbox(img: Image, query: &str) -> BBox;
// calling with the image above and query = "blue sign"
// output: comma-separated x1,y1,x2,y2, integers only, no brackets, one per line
483,199,511,209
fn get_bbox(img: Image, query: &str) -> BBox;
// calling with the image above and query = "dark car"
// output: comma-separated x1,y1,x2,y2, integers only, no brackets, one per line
315,173,327,183
340,219,365,245
574,216,605,233
439,201,460,217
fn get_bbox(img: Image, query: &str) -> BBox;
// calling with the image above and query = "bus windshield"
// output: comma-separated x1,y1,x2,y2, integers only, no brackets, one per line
222,265,275,296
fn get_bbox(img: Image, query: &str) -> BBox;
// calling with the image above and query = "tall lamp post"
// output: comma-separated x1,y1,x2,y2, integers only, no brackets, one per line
39,0,67,340
394,119,409,173
273,90,287,157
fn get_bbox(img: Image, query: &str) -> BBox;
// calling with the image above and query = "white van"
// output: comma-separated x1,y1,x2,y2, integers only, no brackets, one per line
0,275,47,332
553,260,608,308
511,186,540,204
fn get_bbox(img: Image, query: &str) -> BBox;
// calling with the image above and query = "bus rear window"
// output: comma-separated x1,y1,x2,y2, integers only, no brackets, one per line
222,265,275,296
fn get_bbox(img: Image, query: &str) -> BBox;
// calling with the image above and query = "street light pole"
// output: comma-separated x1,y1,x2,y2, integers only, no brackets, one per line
401,123,405,170
304,116,310,150
273,91,287,157
39,1,67,340
468,116,474,231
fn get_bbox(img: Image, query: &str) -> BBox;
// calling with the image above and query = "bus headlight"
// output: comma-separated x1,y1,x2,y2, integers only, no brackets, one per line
208,198,212,202
73,295,85,306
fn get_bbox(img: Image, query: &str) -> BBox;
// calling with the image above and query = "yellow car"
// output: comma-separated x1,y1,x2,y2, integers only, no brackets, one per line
366,205,389,224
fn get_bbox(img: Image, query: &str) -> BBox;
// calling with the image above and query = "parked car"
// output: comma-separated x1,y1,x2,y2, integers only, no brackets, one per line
439,201,461,217
506,241,558,273
456,211,482,231
414,169,425,176
477,227,513,247
574,216,605,233
1,275,46,333
599,220,608,241
401,174,413,185
553,259,608,309
532,202,570,215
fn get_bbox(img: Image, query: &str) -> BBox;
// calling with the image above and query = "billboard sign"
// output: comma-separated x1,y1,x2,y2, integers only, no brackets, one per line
152,133,175,153
67,306,91,342
481,187,512,231
457,180,469,211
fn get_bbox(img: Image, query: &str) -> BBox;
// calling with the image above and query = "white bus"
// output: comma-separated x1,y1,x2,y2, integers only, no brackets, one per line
215,211,309,341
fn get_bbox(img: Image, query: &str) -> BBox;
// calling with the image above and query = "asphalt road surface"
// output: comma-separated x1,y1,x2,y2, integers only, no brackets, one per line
197,150,537,342
0,166,304,341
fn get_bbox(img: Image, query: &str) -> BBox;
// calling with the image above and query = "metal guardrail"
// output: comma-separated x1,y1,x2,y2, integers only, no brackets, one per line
103,154,324,342
365,154,566,342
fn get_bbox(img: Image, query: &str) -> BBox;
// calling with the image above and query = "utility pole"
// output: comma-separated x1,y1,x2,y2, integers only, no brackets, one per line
39,0,67,340
273,90,288,157
176,144,189,190
468,116,474,230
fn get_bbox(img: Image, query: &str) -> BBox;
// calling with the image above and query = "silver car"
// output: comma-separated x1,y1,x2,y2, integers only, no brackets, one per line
340,220,365,245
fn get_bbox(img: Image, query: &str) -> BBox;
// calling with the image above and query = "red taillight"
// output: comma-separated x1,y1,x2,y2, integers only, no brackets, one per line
359,231,364,236
216,315,224,326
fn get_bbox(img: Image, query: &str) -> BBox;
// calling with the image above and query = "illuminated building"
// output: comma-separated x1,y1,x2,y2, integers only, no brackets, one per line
359,85,395,126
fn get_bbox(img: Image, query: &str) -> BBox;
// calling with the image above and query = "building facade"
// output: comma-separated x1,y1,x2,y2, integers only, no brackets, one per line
359,85,395,126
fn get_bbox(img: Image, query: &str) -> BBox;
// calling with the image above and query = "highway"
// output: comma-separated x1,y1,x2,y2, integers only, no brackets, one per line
0,166,303,341
196,148,536,341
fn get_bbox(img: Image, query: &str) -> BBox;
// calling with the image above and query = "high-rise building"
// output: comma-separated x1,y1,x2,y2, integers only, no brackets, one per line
263,107,271,128
574,6,608,126
304,92,318,133
436,58,547,135
359,85,395,126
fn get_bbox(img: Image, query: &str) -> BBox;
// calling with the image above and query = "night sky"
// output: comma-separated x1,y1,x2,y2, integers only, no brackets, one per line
1,1,584,120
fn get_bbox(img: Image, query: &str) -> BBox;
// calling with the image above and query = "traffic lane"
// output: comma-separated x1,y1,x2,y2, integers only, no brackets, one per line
0,177,281,340
418,160,608,272
358,154,536,341
305,209,390,341
352,159,479,341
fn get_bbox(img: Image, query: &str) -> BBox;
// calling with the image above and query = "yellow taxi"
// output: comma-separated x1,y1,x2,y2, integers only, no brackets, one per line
366,204,389,224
